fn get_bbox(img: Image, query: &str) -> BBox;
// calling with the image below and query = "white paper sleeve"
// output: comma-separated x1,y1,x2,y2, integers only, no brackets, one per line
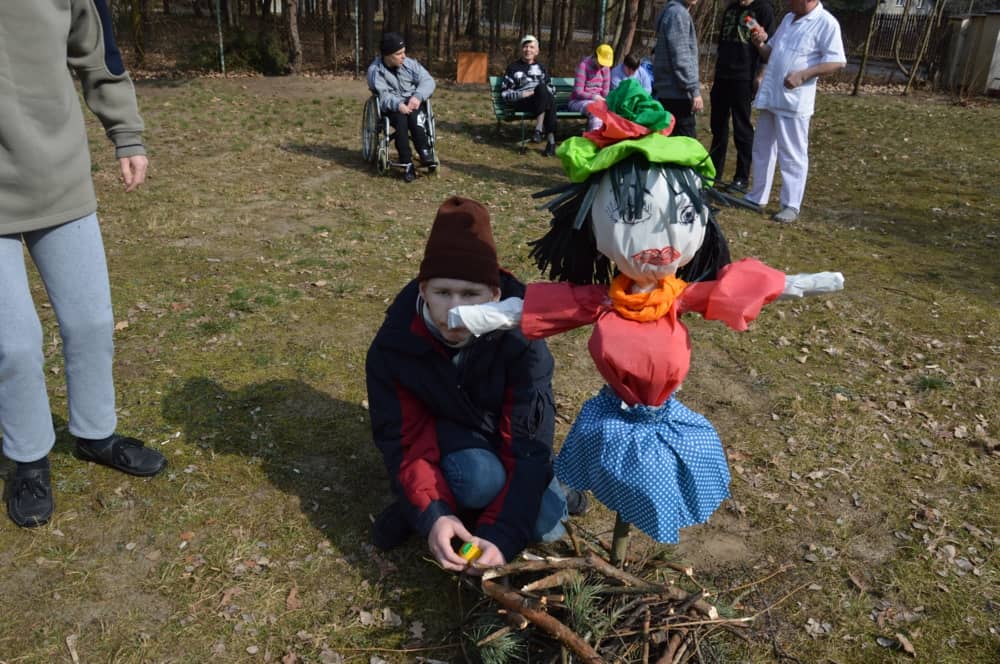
779,272,845,299
448,297,524,336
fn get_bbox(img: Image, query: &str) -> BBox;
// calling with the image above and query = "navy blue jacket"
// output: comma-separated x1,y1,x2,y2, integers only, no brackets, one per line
365,273,556,560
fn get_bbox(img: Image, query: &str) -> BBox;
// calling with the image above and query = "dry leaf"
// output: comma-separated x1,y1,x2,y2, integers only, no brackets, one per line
282,653,300,664
286,585,302,611
382,607,402,626
358,609,374,626
66,634,80,664
219,586,242,607
896,633,916,657
115,320,130,331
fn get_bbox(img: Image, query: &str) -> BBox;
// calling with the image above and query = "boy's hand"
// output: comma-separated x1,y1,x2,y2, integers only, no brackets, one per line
428,516,474,572
465,538,505,575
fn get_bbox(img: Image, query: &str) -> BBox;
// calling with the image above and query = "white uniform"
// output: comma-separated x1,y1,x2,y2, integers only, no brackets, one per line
747,3,845,211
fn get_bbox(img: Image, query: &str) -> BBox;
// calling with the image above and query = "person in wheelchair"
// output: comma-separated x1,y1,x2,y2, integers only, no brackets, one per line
367,33,436,182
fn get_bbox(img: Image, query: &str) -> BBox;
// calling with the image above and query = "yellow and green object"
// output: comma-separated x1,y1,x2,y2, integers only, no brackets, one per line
458,541,482,563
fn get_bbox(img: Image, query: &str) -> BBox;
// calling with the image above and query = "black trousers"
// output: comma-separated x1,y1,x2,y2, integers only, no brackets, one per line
512,83,558,135
658,97,697,139
385,103,430,164
709,78,754,183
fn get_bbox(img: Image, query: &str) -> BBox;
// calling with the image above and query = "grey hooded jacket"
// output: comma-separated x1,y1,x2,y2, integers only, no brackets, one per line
367,56,436,114
1,0,145,234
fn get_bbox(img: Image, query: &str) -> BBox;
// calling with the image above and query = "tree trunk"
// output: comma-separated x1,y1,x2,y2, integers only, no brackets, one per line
904,0,947,95
321,0,333,66
561,0,575,51
852,7,879,95
425,0,434,63
436,0,449,60
615,0,640,59
893,0,914,78
286,0,303,72
362,0,376,66
488,0,500,65
549,0,564,70
129,0,145,67
466,0,483,51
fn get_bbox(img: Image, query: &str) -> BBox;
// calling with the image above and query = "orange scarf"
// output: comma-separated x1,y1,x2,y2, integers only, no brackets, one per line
608,274,687,322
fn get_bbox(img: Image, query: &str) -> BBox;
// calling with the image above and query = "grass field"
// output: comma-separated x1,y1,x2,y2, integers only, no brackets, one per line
0,76,997,663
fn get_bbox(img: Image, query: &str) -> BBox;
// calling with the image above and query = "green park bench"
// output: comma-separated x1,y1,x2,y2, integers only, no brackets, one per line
488,75,586,144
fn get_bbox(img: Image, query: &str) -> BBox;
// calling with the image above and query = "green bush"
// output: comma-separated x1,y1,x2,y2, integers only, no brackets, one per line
182,29,289,75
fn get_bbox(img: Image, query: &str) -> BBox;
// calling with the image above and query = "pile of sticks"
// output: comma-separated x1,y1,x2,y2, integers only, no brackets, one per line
468,551,751,663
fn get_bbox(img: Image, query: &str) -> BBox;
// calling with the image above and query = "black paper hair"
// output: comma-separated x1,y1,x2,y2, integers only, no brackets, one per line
529,154,730,285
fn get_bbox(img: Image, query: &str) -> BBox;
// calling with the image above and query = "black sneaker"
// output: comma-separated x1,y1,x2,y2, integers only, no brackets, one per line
531,129,544,143
75,434,166,477
7,464,53,528
402,163,416,183
542,142,556,157
372,501,412,550
564,487,589,516
728,178,748,193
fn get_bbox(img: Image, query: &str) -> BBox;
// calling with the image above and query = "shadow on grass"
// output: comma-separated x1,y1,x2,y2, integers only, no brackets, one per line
160,376,386,550
281,142,372,173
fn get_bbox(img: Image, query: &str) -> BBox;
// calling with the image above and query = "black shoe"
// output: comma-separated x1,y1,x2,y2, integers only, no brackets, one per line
417,148,436,166
542,142,556,157
372,501,412,551
531,129,544,143
402,163,416,183
75,434,167,477
564,487,589,516
7,464,53,528
728,178,748,193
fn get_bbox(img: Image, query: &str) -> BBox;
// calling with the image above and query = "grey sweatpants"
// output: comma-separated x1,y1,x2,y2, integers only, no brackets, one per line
0,213,117,462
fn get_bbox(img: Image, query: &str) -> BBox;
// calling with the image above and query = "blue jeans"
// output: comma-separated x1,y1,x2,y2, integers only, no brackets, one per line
440,448,568,542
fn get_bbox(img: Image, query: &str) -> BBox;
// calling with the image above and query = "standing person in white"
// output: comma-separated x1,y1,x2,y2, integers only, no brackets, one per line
744,0,845,223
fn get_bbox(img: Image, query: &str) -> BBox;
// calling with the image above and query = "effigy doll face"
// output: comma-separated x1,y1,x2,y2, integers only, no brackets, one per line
590,167,709,288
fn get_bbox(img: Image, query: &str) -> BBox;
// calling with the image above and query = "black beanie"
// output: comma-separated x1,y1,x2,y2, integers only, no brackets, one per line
380,32,405,56
418,197,500,288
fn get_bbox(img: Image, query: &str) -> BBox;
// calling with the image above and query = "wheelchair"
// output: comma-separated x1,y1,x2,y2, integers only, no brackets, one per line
361,95,437,177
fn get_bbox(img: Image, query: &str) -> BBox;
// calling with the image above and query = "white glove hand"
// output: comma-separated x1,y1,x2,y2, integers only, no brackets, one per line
448,297,524,336
780,272,845,299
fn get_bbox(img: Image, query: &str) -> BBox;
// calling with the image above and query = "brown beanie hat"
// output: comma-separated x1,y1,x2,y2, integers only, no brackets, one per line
418,197,500,288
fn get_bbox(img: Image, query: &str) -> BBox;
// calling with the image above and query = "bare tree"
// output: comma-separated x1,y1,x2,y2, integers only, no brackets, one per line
286,0,303,72
852,5,879,96
466,0,484,51
549,0,565,70
615,0,642,59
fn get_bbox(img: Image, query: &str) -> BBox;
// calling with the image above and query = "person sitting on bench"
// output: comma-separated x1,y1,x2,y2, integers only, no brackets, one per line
501,35,557,157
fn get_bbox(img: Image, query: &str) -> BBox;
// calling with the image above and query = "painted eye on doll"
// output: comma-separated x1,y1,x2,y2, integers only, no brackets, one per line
678,203,696,226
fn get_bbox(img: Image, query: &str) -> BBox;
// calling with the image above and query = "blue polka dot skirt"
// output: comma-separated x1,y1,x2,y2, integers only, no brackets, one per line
555,385,731,543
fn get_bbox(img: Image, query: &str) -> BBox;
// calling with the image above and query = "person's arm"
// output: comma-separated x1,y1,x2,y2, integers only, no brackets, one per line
472,339,557,562
501,63,528,101
662,8,702,107
572,57,591,98
367,61,402,114
365,347,458,544
783,61,845,89
784,19,846,89
600,66,611,98
67,0,146,191
412,60,436,103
